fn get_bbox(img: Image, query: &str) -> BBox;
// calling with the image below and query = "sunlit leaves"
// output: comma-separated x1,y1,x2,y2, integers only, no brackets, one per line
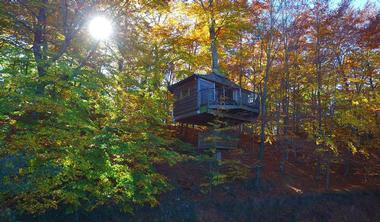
0,31,180,214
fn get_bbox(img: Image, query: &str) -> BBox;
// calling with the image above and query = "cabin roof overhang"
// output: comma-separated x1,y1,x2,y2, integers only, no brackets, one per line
168,72,240,93
198,73,239,88
168,74,197,93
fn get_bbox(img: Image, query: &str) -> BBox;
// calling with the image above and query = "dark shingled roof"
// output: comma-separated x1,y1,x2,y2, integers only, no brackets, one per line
198,72,239,88
168,72,239,92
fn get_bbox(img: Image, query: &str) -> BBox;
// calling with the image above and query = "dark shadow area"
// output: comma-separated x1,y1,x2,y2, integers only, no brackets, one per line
13,185,380,222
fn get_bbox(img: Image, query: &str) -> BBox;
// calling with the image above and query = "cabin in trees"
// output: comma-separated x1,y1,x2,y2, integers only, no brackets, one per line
169,72,260,151
168,72,260,125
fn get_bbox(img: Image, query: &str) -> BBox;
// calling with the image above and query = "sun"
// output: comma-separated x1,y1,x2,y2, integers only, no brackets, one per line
88,16,113,40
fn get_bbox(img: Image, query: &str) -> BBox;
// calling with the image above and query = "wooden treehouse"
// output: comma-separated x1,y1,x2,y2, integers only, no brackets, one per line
169,72,260,152
169,72,260,124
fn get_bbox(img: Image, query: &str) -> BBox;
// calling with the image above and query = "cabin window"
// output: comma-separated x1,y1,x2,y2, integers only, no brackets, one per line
248,93,255,104
181,88,190,98
233,90,239,101
176,87,191,101
224,88,233,100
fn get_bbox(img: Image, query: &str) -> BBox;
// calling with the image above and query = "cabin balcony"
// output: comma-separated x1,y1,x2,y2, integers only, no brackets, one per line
198,88,260,122
198,87,260,113
172,87,260,125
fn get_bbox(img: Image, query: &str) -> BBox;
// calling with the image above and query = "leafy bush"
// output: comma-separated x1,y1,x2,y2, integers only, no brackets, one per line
0,44,179,215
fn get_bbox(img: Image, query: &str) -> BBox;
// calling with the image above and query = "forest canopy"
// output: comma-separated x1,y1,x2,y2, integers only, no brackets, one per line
0,0,379,219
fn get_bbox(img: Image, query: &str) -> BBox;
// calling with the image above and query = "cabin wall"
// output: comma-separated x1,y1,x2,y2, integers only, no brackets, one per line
173,78,198,119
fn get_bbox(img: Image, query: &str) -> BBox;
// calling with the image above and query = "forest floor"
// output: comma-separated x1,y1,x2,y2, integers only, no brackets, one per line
150,140,380,222
26,137,380,222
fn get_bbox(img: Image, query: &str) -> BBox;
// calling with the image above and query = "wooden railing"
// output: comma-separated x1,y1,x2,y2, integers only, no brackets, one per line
199,88,260,109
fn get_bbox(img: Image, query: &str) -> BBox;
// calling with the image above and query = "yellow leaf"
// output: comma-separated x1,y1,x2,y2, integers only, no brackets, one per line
57,33,65,41
348,142,357,155
265,137,272,144
348,78,363,83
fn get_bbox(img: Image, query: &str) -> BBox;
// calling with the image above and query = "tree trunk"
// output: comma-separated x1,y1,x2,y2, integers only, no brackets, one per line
343,158,350,177
315,159,321,181
280,2,291,172
325,160,331,190
209,0,220,74
315,3,323,133
33,1,48,95
256,0,274,187
281,42,290,175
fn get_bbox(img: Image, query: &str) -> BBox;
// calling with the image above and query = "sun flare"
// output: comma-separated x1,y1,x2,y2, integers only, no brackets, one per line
88,16,113,40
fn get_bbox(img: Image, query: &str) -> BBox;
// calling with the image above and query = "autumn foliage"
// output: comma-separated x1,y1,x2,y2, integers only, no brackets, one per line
0,0,379,220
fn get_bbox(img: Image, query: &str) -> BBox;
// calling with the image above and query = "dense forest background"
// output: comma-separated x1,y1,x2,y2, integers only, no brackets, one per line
0,0,379,221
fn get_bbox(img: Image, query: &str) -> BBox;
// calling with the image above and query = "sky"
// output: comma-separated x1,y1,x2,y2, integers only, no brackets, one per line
330,0,380,9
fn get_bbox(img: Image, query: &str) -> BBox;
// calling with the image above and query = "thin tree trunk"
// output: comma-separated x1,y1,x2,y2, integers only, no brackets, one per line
280,31,290,175
343,156,350,177
209,0,219,74
314,2,323,182
325,160,331,190
33,0,48,95
313,1,323,133
239,32,243,87
256,0,274,187
276,100,280,136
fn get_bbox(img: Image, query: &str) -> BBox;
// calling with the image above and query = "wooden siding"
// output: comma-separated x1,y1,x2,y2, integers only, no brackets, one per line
173,77,198,118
